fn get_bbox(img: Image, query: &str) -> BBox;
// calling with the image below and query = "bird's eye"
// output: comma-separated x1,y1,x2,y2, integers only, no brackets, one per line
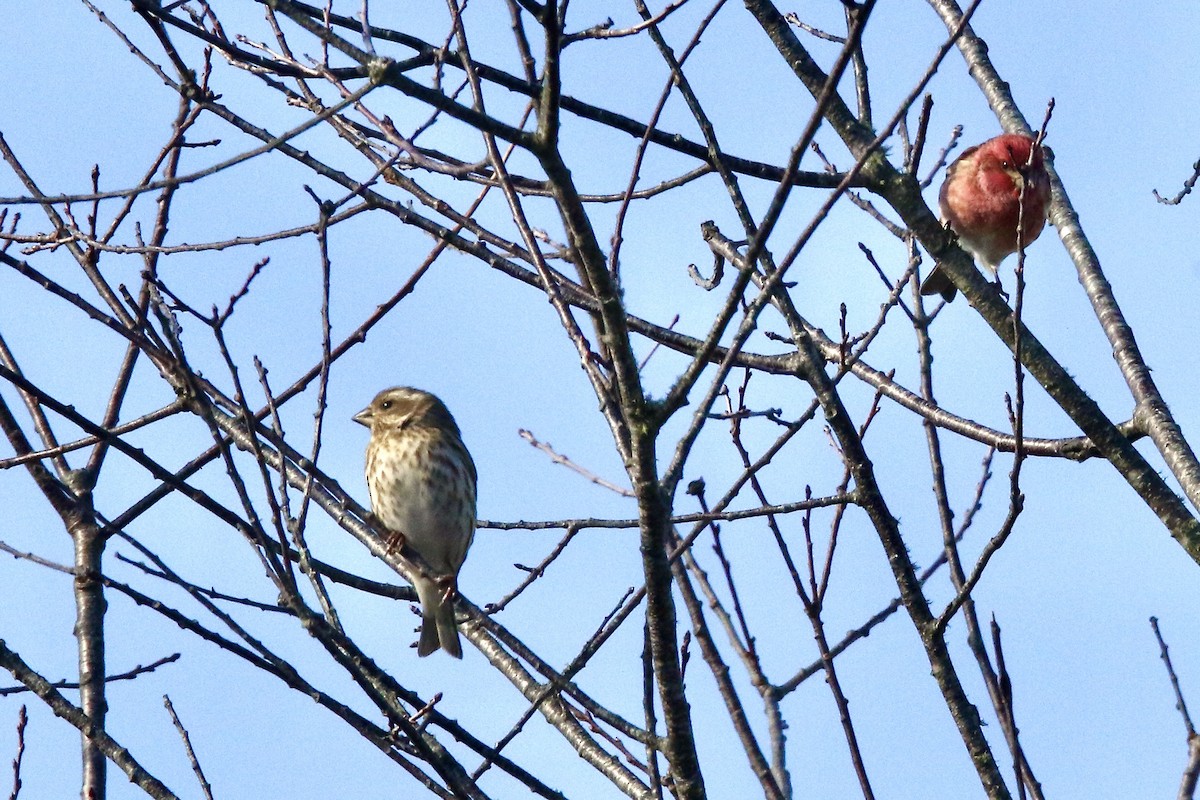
381,400,393,410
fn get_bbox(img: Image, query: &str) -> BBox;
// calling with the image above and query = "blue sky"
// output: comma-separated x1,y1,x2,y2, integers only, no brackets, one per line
2,2,1200,798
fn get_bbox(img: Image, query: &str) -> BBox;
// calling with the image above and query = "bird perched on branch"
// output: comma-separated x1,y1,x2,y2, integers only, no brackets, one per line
920,132,1052,302
354,387,477,658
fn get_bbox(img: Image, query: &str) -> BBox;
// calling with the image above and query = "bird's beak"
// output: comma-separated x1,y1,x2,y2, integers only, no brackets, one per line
352,408,373,427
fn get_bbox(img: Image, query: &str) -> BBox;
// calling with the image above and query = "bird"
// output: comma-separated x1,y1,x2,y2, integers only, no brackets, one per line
919,132,1052,302
353,387,477,658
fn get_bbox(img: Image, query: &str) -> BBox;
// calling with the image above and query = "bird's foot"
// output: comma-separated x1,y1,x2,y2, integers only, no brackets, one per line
435,574,458,605
383,527,407,556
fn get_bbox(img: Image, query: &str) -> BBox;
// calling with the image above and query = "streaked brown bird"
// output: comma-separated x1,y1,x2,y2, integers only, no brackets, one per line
920,132,1052,302
354,387,477,658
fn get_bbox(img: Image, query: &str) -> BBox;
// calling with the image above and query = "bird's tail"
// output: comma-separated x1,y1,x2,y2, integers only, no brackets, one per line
415,578,463,658
919,266,958,301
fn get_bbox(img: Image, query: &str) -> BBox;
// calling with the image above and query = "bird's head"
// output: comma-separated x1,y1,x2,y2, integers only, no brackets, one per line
353,386,458,434
977,133,1046,190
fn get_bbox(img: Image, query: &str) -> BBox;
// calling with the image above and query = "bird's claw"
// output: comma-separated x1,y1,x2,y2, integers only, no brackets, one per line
384,527,407,556
436,574,458,605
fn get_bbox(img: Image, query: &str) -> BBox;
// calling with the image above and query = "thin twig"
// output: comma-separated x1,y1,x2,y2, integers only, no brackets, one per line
163,696,215,800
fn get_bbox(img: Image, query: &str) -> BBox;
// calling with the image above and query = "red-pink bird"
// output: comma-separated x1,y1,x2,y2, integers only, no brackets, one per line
920,133,1052,301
